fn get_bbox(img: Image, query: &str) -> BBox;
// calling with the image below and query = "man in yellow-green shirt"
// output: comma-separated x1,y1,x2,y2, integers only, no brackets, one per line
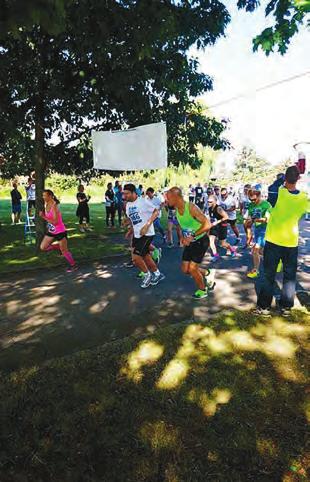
256,166,309,315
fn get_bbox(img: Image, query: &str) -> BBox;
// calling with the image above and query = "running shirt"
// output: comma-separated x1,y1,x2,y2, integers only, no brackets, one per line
265,187,309,247
26,184,36,201
220,195,236,220
248,200,271,228
45,204,66,234
176,201,204,240
208,205,225,225
148,195,162,218
126,197,155,238
239,193,250,216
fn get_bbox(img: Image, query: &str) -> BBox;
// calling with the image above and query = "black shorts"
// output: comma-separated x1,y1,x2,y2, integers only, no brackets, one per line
46,231,68,241
28,200,36,209
209,225,227,241
182,235,209,264
227,219,236,226
132,235,154,257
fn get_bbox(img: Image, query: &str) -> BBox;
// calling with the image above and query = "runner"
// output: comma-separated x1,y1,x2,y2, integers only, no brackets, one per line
166,187,211,300
76,184,91,232
40,189,77,272
123,183,165,288
207,195,237,261
239,184,252,248
214,185,221,203
145,187,166,241
166,204,182,248
256,166,309,315
246,185,272,278
10,181,22,225
220,187,240,243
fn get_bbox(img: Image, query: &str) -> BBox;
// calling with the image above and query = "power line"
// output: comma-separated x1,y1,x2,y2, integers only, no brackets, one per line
209,70,310,108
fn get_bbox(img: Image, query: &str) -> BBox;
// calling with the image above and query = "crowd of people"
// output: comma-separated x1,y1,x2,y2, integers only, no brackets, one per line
4,165,309,314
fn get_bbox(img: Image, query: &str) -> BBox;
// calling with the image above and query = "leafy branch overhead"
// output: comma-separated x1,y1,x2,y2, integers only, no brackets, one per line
238,0,310,54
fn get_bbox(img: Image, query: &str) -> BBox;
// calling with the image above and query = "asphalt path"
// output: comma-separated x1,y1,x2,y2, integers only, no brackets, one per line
0,221,308,372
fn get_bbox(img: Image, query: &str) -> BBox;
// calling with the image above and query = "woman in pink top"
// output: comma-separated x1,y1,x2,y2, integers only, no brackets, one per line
39,190,77,272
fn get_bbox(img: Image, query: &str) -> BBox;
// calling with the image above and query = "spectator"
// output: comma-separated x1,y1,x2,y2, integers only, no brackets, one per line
115,184,124,227
11,181,22,224
76,184,91,232
256,166,309,315
105,182,116,227
267,173,284,207
25,177,36,217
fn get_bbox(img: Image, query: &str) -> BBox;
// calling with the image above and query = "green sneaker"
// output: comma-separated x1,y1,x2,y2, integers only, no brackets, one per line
136,271,146,279
277,260,283,273
192,289,208,300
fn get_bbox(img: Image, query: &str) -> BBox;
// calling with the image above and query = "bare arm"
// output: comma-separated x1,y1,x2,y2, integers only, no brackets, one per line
189,203,211,237
211,206,228,226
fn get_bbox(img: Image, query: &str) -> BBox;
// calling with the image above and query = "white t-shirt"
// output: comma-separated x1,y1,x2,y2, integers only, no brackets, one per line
148,194,163,218
126,197,155,238
220,195,237,220
239,193,250,216
26,184,36,201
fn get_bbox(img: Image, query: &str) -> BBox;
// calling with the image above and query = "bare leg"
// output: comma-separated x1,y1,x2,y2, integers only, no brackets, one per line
167,223,173,244
231,223,240,238
132,254,149,273
209,235,217,256
189,261,205,290
40,235,54,251
252,246,262,272
144,253,157,273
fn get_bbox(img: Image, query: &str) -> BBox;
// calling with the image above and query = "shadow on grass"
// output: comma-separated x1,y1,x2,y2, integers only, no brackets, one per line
1,310,309,482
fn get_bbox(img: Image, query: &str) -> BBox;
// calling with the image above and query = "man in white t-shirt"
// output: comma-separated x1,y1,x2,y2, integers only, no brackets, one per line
145,187,166,241
220,187,240,243
124,183,165,288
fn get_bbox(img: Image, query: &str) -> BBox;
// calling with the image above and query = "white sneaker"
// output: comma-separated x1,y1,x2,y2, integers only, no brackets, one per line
151,272,165,286
140,274,152,288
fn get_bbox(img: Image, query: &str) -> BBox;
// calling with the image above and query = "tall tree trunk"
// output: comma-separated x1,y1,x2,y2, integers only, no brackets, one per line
35,119,45,250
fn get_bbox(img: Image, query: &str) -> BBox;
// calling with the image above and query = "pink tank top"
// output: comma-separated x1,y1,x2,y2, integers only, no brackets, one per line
45,204,66,234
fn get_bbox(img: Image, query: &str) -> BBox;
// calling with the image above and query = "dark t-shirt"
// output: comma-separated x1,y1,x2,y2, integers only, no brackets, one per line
77,192,88,203
11,189,22,204
195,186,203,199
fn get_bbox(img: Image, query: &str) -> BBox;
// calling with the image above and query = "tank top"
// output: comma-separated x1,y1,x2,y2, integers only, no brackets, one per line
208,205,227,226
176,201,204,240
45,203,66,235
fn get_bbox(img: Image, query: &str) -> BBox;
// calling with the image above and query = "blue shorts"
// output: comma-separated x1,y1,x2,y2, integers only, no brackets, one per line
12,203,21,214
254,227,266,248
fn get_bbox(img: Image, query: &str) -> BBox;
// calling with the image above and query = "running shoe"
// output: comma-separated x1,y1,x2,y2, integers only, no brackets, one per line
252,307,271,317
276,260,283,273
167,242,174,248
151,272,165,285
140,274,152,288
206,281,216,291
247,270,259,279
230,247,237,258
192,289,208,300
211,254,220,262
136,271,146,279
125,261,135,268
66,264,78,273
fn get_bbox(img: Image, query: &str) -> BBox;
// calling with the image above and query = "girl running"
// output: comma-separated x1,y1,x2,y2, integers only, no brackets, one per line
39,189,77,272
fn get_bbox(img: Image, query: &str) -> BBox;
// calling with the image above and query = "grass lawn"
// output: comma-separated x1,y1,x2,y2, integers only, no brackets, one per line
0,199,127,274
1,310,309,482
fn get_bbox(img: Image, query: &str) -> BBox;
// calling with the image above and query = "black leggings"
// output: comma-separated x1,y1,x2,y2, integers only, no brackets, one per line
106,206,115,226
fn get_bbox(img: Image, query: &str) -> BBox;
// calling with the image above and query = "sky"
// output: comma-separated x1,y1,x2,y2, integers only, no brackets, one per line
193,0,310,172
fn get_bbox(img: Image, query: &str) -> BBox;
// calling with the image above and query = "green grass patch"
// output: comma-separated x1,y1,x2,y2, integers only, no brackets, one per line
0,200,127,274
1,310,309,481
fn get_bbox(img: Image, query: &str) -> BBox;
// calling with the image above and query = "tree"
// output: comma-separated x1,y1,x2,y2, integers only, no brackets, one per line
0,0,231,243
238,0,310,54
232,146,271,183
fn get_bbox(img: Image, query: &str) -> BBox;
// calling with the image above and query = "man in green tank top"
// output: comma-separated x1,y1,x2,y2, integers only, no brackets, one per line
166,187,212,299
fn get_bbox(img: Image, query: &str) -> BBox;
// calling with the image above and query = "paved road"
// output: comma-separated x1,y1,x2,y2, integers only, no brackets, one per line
0,222,309,371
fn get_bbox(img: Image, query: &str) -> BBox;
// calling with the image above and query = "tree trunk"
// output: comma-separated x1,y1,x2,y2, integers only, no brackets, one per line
35,119,46,250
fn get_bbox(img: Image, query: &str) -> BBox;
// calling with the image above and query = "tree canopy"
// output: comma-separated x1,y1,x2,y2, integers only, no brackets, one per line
0,0,232,180
238,0,310,54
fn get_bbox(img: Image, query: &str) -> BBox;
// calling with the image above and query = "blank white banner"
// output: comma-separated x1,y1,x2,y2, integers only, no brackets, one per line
92,122,167,171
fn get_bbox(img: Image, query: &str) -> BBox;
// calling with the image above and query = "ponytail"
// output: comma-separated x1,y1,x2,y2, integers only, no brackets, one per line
43,189,60,204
